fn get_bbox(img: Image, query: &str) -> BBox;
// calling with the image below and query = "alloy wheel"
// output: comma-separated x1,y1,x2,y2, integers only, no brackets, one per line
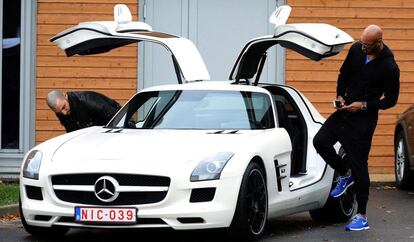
339,184,356,216
246,169,268,235
396,138,406,182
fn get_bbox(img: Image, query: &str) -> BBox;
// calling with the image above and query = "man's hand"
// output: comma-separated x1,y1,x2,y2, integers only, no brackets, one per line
343,102,364,112
335,96,346,110
336,96,345,104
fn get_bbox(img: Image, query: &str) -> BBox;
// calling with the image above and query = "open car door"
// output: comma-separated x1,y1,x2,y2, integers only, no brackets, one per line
50,4,210,83
229,5,353,84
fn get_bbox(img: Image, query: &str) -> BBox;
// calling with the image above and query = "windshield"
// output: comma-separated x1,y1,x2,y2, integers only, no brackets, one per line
107,90,275,130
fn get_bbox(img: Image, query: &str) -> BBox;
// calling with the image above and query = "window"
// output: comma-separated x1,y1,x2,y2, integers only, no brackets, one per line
1,0,20,150
109,90,275,130
0,0,35,175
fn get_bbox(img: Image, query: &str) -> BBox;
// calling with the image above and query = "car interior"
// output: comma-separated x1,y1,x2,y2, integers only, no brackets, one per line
263,86,308,176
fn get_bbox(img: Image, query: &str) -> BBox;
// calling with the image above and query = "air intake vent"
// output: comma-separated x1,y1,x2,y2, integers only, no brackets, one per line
58,216,167,225
25,186,43,201
177,217,205,224
190,188,216,203
34,215,51,221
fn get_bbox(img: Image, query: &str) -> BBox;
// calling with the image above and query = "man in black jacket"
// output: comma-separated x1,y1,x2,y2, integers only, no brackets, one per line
313,25,399,231
46,90,121,132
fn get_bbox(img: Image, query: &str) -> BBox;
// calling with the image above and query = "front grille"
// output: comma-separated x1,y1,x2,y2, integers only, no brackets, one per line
51,173,170,205
52,174,170,186
54,190,167,205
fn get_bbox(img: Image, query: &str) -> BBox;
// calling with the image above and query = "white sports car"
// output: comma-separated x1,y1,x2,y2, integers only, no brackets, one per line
20,5,356,240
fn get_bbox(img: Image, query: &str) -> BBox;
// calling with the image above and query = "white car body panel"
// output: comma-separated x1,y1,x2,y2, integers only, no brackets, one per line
274,23,353,56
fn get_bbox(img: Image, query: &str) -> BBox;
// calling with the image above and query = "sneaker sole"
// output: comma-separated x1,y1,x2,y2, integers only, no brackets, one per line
346,226,370,231
331,181,354,198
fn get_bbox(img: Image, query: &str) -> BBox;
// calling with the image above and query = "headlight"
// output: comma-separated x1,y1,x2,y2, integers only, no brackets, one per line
22,150,43,180
190,152,234,182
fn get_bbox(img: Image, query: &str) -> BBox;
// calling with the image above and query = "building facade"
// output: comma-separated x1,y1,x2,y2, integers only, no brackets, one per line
1,0,413,176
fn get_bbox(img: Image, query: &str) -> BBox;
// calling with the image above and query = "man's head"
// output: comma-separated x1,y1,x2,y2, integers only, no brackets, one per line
360,25,383,55
46,90,70,116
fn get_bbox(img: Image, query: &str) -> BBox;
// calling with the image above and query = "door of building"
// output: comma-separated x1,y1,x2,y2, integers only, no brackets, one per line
138,0,286,89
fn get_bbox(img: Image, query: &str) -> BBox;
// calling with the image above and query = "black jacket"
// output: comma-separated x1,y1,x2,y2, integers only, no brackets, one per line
337,42,400,119
57,91,121,132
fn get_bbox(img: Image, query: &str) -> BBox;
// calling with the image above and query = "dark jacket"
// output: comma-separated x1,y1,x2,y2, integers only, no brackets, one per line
57,91,121,132
337,42,400,119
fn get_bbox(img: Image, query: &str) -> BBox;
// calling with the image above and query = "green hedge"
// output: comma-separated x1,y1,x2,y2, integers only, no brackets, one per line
0,183,19,206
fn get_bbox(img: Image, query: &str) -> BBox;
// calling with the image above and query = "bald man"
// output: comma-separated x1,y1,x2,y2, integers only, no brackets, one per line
313,25,400,231
47,90,121,132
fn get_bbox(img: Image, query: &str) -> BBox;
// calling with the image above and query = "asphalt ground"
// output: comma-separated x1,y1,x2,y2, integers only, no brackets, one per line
0,183,413,242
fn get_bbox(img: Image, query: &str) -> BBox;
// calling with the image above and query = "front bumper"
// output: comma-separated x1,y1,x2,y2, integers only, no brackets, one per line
20,172,241,230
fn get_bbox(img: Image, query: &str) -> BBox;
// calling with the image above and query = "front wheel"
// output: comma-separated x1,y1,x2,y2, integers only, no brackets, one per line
229,162,268,241
395,131,414,189
309,172,356,223
19,197,69,238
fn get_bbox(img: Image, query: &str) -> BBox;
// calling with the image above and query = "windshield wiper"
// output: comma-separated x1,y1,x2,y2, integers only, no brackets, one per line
102,128,123,133
208,130,239,134
212,130,225,134
227,130,239,134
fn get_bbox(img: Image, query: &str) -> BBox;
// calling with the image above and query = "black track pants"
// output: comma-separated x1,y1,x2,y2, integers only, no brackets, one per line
313,111,376,215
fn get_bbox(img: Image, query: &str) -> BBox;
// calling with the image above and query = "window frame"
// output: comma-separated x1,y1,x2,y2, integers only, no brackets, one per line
0,0,36,175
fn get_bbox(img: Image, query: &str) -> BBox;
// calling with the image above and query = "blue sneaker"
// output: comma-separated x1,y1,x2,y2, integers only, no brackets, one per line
345,214,370,231
330,175,354,197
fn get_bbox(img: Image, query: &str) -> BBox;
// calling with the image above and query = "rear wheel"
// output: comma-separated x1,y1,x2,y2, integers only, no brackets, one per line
395,131,414,189
229,162,268,241
309,172,356,223
19,197,69,238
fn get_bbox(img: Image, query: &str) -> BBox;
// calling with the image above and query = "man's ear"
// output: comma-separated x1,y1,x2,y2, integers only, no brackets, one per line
63,92,68,99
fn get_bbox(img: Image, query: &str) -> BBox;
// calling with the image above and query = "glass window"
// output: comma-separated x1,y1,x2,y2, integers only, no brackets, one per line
1,0,21,149
108,90,275,130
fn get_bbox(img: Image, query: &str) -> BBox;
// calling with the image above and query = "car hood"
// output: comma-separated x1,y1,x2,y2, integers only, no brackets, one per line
51,128,261,164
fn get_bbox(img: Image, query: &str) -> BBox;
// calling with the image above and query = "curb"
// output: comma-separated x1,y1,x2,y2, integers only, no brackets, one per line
370,174,395,183
0,204,19,218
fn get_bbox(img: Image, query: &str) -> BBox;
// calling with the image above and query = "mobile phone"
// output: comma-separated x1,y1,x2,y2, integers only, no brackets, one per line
333,100,343,108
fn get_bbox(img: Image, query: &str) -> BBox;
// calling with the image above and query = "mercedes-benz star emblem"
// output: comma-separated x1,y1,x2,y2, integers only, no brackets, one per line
94,176,120,202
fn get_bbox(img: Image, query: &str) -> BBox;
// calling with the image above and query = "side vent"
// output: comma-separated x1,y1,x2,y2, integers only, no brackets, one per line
273,159,287,192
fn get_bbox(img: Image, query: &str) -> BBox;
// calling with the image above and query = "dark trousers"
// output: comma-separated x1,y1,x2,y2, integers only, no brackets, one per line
313,111,377,215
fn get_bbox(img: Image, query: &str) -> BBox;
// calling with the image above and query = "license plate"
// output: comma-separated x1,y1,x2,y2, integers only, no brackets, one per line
75,207,137,224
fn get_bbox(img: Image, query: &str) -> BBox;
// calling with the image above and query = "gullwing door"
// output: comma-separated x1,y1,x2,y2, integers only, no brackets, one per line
230,5,353,84
50,4,210,83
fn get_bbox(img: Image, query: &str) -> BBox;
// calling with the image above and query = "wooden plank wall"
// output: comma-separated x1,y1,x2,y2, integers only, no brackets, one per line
286,0,414,174
36,0,138,143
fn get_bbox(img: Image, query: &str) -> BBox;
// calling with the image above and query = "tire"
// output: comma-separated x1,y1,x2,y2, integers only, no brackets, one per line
309,172,356,223
395,131,414,189
19,197,69,238
229,162,268,241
